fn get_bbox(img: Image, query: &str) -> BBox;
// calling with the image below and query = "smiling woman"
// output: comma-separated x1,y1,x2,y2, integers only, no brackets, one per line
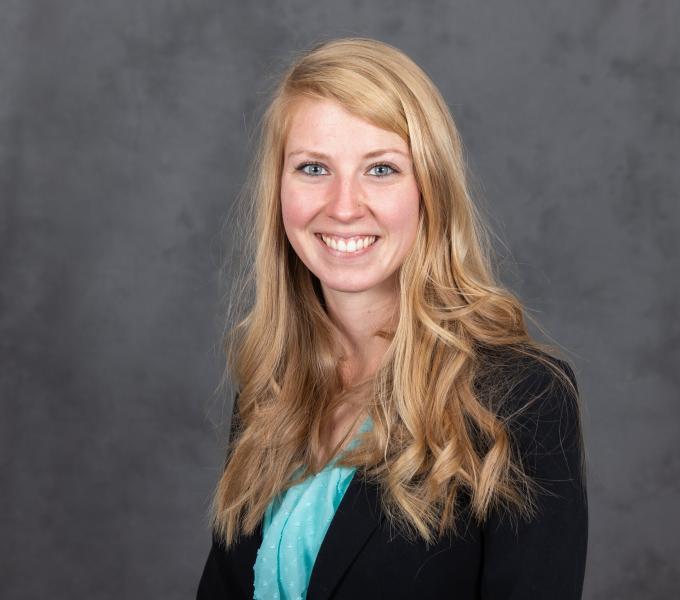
197,37,587,600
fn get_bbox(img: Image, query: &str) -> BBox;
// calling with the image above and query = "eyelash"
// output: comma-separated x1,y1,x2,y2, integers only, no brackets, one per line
295,161,400,177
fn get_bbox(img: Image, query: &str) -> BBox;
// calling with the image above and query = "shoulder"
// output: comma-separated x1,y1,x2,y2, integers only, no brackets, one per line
473,345,579,418
474,346,584,483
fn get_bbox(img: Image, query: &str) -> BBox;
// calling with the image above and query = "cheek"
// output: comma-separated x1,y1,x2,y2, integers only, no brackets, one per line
280,179,313,231
386,185,421,240
280,182,301,233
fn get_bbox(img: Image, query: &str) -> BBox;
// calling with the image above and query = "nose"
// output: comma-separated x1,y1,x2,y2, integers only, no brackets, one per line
325,174,366,221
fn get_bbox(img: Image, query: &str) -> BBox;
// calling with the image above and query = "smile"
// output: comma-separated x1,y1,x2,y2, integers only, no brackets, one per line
315,233,379,255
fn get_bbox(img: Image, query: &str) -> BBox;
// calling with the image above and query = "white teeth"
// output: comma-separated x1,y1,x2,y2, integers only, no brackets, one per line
320,235,376,253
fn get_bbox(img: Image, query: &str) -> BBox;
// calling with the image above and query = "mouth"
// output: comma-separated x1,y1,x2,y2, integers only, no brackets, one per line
314,233,380,256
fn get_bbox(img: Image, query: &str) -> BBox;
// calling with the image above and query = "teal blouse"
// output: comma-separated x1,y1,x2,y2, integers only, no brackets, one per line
253,416,373,600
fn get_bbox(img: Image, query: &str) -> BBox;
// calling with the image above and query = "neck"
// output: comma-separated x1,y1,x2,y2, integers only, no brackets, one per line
321,276,399,384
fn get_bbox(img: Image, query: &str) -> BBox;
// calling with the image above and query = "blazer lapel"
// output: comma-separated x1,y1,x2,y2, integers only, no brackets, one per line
306,472,383,599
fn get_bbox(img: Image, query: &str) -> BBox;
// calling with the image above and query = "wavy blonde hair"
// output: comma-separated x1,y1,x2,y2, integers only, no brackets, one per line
210,37,584,546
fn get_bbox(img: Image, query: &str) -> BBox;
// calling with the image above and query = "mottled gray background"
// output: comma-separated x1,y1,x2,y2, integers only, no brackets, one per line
1,1,678,598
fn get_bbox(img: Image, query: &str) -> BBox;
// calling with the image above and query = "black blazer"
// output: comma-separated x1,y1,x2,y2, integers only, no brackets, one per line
197,358,588,599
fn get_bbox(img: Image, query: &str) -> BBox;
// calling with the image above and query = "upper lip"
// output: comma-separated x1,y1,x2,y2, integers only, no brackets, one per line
316,232,379,238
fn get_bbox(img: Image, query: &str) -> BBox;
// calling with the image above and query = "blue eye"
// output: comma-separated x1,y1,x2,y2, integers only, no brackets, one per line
295,161,399,177
297,163,328,176
368,163,397,177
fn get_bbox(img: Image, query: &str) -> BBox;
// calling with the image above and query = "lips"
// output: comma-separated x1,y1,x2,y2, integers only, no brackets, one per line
315,233,379,255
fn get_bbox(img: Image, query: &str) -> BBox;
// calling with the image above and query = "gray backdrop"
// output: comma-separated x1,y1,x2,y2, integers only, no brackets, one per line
2,1,678,598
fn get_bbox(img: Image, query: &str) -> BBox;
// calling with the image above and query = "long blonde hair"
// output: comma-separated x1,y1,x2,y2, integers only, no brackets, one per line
210,37,584,546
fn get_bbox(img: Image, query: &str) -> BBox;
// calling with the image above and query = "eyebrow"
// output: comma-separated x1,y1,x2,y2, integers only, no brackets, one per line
286,148,410,161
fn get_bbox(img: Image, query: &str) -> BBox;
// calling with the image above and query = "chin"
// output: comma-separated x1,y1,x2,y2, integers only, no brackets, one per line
320,274,390,295
321,281,371,293
314,274,369,292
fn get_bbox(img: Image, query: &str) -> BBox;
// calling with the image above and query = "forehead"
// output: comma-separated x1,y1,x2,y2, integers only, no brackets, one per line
284,97,408,153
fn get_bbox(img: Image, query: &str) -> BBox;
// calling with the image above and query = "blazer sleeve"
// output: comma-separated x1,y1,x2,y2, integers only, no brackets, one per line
197,391,252,600
480,360,588,599
196,531,232,599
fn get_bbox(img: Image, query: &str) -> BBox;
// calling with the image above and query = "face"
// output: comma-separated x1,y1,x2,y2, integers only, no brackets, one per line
280,97,421,300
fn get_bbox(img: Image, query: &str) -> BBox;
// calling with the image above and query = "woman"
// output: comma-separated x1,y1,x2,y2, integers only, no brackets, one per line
198,37,587,599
